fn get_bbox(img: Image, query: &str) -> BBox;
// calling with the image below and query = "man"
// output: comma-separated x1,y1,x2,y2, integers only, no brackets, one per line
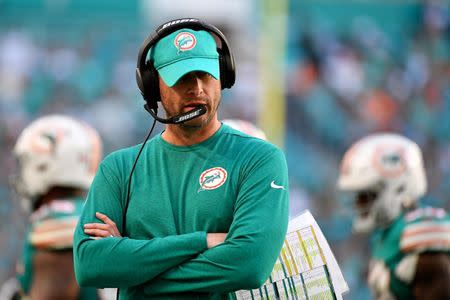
10,114,103,299
337,133,450,300
73,19,289,299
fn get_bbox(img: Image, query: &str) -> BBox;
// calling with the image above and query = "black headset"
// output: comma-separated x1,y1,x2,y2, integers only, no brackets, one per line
135,18,236,112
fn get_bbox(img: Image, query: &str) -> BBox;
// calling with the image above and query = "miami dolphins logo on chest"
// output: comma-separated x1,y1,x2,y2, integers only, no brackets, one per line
198,167,227,192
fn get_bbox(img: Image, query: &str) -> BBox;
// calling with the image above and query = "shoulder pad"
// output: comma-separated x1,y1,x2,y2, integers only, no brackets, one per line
404,207,446,222
400,207,450,253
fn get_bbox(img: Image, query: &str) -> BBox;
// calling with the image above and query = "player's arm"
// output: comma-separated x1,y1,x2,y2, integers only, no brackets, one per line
141,148,290,295
29,251,80,299
397,214,450,300
73,158,208,288
412,252,450,300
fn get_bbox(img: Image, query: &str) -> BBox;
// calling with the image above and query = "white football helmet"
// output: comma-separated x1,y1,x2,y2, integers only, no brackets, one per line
222,119,267,141
337,133,426,232
12,115,102,211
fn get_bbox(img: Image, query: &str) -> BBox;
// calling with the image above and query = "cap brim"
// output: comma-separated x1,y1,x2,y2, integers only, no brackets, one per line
158,58,220,87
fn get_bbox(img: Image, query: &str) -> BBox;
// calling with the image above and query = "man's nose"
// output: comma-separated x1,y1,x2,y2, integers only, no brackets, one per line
186,74,204,95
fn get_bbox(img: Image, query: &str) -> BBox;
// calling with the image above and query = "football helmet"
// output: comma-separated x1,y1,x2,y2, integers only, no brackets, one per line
12,115,102,211
337,133,426,232
222,119,267,140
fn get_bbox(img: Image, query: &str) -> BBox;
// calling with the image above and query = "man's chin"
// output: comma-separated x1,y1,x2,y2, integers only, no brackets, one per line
179,117,207,129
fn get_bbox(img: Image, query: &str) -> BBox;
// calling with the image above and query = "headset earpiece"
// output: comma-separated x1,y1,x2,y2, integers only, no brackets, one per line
217,47,234,89
136,59,159,110
145,60,160,107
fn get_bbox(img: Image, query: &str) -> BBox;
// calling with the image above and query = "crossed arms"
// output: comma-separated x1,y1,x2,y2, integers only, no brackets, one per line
73,149,289,294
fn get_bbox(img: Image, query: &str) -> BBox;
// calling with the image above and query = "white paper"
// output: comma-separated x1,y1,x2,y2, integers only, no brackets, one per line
235,210,349,300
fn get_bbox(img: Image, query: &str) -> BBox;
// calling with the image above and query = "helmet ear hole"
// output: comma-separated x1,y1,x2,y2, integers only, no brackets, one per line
396,184,405,195
36,164,48,172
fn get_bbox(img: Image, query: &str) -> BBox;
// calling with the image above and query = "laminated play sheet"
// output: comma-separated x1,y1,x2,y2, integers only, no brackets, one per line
234,210,348,300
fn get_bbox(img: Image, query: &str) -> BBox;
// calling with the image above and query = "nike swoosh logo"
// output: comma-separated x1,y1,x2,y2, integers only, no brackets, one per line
271,181,285,190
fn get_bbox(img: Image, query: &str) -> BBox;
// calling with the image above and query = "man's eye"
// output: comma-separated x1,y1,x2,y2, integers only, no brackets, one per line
177,72,212,85
199,72,213,80
177,76,189,84
178,73,195,83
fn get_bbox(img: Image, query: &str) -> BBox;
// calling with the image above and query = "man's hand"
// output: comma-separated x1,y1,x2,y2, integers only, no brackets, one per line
206,233,227,248
83,212,122,238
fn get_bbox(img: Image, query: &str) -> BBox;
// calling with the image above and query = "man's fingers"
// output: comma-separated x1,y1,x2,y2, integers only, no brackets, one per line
85,213,122,238
84,223,109,230
94,212,121,237
95,212,115,225
84,228,110,237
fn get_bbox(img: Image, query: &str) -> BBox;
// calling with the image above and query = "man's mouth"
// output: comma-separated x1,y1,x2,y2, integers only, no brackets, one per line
183,102,206,112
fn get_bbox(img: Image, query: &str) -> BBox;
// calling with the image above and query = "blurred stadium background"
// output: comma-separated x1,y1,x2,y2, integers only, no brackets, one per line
0,0,449,299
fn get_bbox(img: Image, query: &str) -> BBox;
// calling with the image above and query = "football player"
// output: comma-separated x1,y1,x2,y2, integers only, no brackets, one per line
10,115,104,299
337,133,450,300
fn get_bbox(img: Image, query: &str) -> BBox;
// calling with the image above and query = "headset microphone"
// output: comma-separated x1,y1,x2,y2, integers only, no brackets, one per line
144,104,207,124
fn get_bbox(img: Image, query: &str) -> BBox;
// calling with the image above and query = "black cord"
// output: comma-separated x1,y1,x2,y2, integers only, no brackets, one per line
122,117,157,234
116,117,157,300
116,119,156,300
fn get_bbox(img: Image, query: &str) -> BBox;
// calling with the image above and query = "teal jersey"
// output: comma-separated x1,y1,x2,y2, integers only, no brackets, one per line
369,206,450,299
74,124,290,299
16,197,99,299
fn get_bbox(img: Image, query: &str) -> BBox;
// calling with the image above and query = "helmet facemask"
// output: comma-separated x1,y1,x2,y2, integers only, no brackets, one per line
351,181,414,232
351,186,381,232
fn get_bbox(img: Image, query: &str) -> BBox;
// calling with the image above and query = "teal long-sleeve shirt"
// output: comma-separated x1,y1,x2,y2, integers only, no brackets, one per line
73,124,289,299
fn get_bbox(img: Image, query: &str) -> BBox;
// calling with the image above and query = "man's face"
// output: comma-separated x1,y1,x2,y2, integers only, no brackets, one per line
159,71,221,128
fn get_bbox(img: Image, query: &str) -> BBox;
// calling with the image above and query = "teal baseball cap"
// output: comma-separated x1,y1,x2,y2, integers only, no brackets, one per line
150,29,220,87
